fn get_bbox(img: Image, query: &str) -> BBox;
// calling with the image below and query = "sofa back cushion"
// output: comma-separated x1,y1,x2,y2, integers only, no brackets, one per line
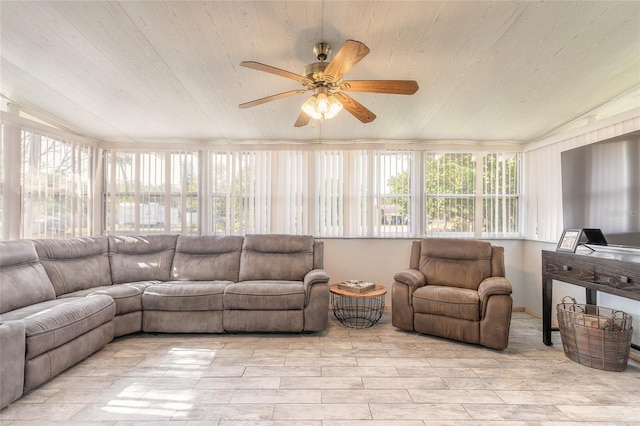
0,240,56,314
418,238,493,290
33,236,111,296
171,235,243,281
109,234,178,284
239,234,314,282
313,241,324,269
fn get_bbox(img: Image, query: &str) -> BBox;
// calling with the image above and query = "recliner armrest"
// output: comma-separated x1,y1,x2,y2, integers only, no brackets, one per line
393,269,425,310
478,276,512,316
304,269,330,287
393,269,426,289
478,276,512,298
304,269,330,306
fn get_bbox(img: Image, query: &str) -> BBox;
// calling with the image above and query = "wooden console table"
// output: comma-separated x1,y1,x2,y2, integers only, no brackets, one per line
542,249,640,349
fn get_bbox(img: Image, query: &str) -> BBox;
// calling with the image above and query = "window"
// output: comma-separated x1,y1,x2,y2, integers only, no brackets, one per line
482,152,520,237
4,120,525,240
372,150,413,237
312,149,414,237
425,152,476,236
315,150,344,237
21,130,93,238
208,151,271,234
104,150,198,234
424,151,521,238
102,147,520,239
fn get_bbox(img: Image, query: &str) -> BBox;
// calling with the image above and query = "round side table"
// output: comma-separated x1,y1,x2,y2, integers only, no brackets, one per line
329,283,387,328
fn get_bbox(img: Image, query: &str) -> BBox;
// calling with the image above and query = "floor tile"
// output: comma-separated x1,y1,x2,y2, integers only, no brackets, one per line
1,312,639,425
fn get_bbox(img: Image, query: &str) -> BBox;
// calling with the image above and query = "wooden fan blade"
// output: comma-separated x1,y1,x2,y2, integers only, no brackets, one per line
294,111,311,127
323,40,370,83
239,89,309,109
333,92,376,123
338,80,419,95
240,61,312,84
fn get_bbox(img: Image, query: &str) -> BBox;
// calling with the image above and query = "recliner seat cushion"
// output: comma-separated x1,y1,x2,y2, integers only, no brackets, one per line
224,281,305,310
59,282,153,315
412,285,480,321
33,236,111,296
143,282,228,311
0,295,115,360
171,235,243,281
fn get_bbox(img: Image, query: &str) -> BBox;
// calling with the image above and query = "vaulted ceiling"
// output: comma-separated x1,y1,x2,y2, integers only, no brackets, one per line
1,1,639,144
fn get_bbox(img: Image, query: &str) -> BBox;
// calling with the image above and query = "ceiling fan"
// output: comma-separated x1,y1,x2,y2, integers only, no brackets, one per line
238,40,419,127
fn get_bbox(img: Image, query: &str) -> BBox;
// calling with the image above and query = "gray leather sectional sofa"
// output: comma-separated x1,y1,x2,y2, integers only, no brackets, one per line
0,233,329,409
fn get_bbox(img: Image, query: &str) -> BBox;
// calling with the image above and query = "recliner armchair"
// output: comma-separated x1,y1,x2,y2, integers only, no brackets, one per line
392,238,512,350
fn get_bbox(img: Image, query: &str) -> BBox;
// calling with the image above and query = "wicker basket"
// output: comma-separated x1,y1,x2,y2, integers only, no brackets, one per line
556,297,633,371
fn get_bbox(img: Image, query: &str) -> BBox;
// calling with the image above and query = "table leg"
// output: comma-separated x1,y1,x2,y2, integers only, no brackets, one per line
542,276,553,346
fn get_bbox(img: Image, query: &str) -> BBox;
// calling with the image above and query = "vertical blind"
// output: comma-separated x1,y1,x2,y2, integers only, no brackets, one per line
21,130,94,238
17,141,522,239
424,152,477,237
482,152,520,237
104,150,198,235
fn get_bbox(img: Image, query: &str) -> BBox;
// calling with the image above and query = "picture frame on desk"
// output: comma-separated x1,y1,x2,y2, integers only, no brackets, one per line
557,229,582,252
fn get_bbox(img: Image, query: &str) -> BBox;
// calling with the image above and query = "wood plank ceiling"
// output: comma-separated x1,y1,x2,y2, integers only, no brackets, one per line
1,1,639,144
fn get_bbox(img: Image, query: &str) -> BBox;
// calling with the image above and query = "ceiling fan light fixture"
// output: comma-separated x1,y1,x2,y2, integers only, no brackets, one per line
301,96,323,120
325,95,343,119
301,88,343,121
240,39,417,126
315,88,330,113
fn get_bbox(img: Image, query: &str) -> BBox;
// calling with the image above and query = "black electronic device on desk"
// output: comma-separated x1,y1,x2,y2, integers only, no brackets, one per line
583,228,608,246
578,228,607,251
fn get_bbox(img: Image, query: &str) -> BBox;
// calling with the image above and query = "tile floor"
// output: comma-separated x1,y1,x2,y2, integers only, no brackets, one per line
1,311,639,425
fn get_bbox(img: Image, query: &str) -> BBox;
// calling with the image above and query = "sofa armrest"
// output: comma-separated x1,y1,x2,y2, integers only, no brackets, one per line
303,269,330,307
478,276,512,316
393,269,426,308
304,269,330,287
0,320,25,409
393,269,425,289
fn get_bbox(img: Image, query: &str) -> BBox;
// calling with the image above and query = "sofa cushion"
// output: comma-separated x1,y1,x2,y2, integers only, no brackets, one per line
239,234,314,282
171,235,243,281
412,285,480,322
33,236,111,296
0,295,115,360
108,234,178,284
224,281,305,310
143,282,228,311
60,282,154,315
0,240,56,314
419,238,492,290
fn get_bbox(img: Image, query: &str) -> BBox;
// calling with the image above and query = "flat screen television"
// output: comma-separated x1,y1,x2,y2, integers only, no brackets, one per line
561,131,640,248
